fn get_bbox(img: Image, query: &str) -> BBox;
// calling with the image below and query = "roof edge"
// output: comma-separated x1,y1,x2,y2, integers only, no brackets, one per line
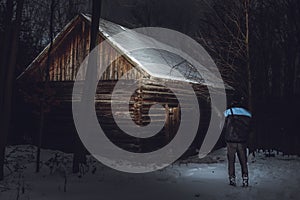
17,14,84,80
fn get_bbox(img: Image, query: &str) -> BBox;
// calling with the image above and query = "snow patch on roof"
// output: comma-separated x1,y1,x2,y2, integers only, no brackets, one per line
82,14,225,87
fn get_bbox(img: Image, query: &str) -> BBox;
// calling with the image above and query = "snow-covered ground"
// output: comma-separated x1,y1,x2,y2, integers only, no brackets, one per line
0,145,299,200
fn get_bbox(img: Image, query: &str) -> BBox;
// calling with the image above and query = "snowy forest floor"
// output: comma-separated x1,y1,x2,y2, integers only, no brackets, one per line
0,145,299,200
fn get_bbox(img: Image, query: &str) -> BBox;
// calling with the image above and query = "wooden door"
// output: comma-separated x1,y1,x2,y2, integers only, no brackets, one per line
165,105,180,142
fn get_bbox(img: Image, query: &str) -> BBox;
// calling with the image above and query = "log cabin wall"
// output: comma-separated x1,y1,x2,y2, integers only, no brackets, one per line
17,79,210,153
17,15,212,154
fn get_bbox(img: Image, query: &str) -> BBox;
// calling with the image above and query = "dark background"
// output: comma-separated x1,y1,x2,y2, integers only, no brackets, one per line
1,0,300,155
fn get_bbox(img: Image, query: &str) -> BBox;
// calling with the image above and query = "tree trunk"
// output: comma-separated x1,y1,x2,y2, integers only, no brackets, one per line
36,0,56,173
0,146,5,180
0,0,14,182
36,106,45,173
244,0,255,154
89,0,102,51
72,0,102,174
0,0,24,181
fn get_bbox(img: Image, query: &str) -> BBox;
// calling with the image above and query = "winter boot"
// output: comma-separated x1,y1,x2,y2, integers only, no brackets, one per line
229,176,236,186
242,176,249,187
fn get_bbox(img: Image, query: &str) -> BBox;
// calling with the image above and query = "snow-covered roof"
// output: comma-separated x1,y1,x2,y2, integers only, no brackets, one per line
82,14,221,86
18,13,228,89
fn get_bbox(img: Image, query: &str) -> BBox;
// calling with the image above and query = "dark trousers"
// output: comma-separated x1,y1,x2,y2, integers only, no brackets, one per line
227,142,248,178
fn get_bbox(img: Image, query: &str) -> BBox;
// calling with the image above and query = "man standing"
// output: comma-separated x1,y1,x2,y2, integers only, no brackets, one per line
224,99,252,187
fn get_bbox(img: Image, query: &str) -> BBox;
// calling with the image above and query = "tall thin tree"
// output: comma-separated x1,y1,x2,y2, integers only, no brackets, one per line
72,0,102,174
35,0,57,173
0,0,24,181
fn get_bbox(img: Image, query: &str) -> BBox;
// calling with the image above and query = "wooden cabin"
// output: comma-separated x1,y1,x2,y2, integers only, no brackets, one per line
16,14,225,154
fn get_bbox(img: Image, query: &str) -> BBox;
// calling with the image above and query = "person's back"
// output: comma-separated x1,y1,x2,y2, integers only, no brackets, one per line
224,107,251,143
224,106,251,187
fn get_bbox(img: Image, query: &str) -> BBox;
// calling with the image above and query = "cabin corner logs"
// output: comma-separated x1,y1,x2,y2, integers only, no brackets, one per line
15,15,214,155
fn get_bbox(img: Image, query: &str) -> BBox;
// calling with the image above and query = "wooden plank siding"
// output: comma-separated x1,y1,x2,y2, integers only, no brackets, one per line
25,20,143,82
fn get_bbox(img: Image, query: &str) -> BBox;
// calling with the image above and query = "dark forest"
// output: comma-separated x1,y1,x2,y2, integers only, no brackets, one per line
0,0,299,199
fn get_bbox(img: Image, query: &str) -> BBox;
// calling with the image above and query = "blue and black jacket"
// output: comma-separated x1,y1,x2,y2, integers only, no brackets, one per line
224,107,252,143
